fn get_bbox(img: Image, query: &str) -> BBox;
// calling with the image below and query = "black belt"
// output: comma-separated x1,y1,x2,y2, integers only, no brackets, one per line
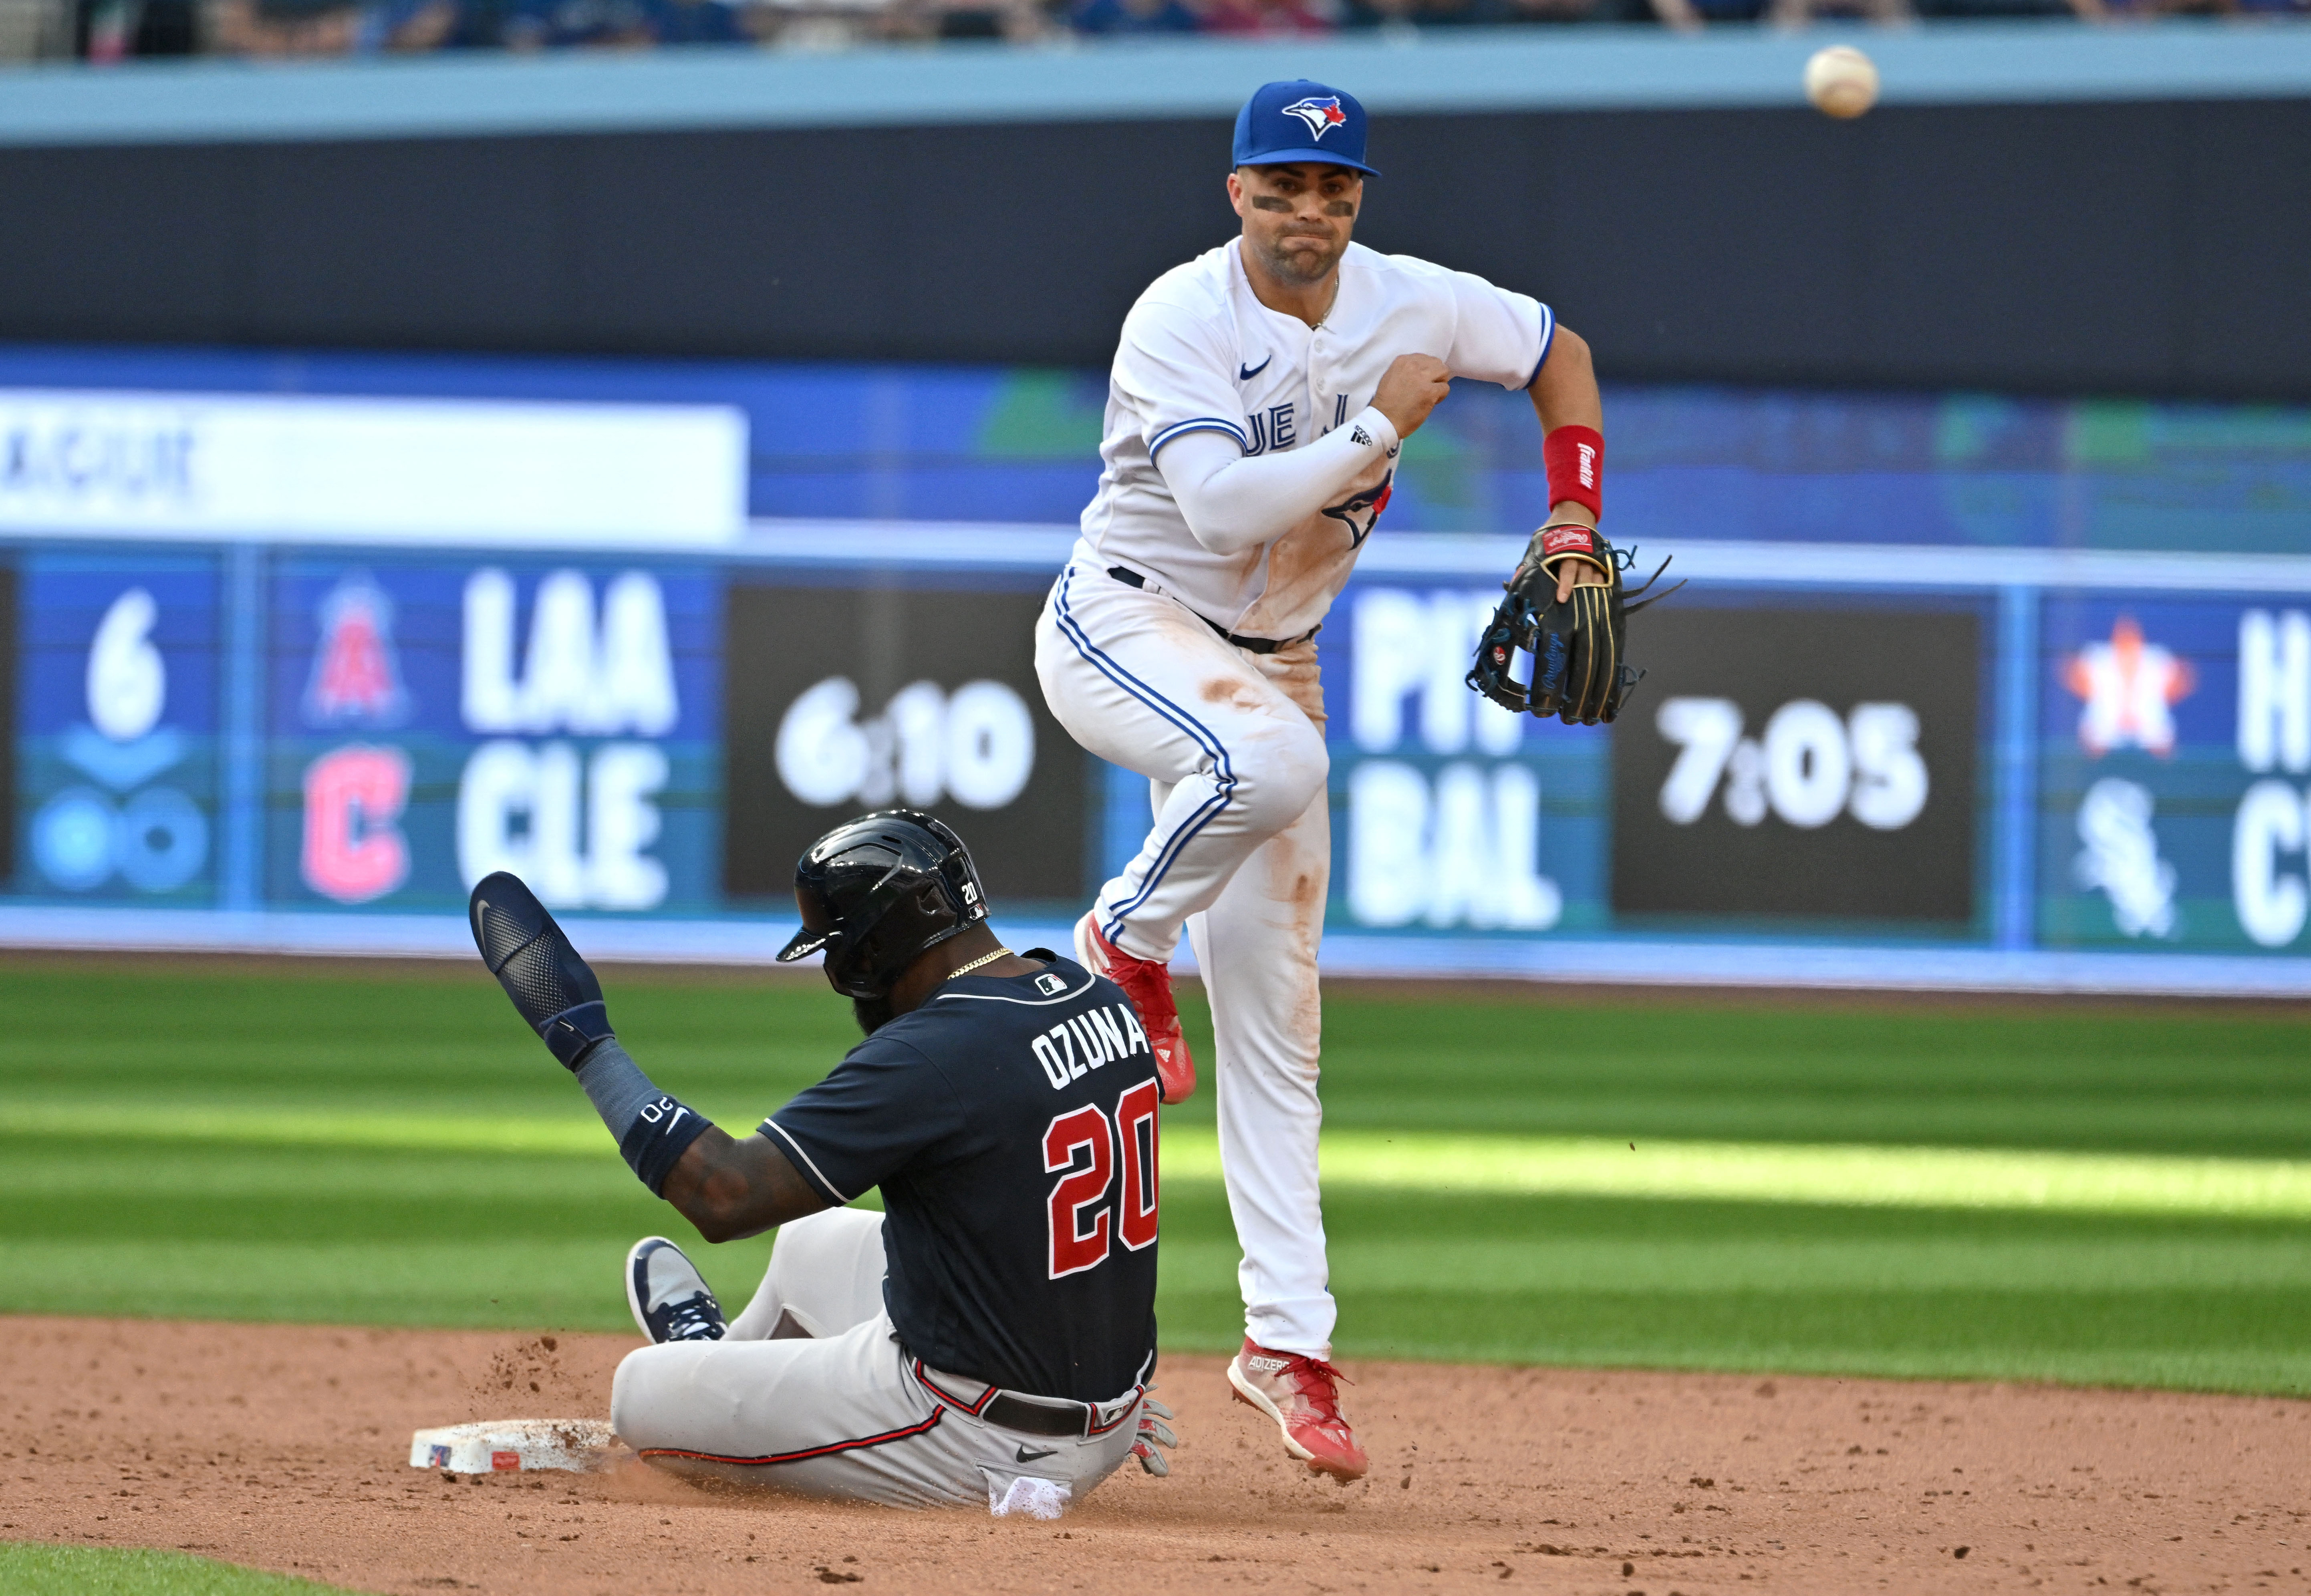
915,1359,1141,1439
1105,566,1316,655
985,1392,1096,1437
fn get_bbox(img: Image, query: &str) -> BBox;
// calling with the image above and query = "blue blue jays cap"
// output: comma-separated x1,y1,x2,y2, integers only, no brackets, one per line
1232,80,1379,178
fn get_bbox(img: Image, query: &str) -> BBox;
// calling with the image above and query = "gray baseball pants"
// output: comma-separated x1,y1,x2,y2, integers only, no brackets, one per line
608,1208,1145,1510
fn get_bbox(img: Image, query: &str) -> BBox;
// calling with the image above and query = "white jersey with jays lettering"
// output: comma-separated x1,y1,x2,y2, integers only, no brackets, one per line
1077,237,1551,642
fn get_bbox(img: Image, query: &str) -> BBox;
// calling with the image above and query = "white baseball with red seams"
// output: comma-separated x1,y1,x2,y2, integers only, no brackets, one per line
1034,235,1551,1387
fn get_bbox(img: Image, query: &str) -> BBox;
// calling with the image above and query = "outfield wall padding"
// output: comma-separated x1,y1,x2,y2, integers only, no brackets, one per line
0,98,2307,398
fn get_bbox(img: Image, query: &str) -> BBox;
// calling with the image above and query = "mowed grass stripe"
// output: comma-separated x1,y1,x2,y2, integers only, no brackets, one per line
0,1541,363,1594
8,1103,2307,1219
1287,1132,2311,1219
0,1104,608,1155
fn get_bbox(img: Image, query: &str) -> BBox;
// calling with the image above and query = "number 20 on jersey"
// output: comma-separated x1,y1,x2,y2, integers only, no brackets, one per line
1043,1081,1160,1279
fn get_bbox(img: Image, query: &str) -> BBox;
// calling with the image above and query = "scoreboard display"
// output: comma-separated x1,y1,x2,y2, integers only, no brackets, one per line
1609,606,1982,927
721,582,1086,908
2,347,2307,989
7,534,2309,972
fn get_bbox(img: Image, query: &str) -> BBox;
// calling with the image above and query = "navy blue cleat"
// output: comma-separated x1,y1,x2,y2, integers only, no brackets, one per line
625,1237,727,1344
468,871,615,1071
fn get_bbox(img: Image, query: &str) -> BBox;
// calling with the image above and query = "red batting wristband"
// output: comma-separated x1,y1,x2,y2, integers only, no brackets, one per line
1542,425,1604,520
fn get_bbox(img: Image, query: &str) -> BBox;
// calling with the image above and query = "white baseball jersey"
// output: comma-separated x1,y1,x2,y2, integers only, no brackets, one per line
1077,237,1552,642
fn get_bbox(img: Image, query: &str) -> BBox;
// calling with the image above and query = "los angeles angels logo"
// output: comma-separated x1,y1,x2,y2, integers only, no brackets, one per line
1320,469,1394,551
304,573,409,728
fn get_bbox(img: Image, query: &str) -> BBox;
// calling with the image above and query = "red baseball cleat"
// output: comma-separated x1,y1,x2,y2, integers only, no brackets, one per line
1227,1338,1368,1482
1074,912,1196,1104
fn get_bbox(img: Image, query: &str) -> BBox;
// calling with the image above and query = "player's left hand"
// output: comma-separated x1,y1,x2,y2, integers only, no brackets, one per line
469,871,619,1070
1131,1393,1178,1477
1507,514,1610,600
1554,559,1609,603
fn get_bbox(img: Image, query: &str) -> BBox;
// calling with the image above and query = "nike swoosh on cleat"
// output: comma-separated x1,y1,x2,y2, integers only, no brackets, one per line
1015,1444,1058,1463
1238,356,1271,381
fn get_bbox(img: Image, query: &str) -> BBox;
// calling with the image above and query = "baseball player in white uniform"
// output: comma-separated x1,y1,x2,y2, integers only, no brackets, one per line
1035,78,1609,1481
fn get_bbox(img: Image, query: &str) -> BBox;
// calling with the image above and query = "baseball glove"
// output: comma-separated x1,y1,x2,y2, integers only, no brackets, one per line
1466,523,1680,726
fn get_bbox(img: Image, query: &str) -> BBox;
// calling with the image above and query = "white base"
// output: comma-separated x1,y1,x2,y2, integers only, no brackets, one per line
409,1418,617,1473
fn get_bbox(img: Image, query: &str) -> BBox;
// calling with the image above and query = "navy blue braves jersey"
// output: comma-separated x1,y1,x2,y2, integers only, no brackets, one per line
762,956,1161,1404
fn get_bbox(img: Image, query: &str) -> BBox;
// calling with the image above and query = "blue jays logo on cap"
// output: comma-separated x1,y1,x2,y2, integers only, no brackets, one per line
1282,95,1347,141
1232,79,1380,178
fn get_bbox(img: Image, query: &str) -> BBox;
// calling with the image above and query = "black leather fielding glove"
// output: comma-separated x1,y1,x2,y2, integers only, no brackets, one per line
468,872,616,1070
1469,523,1678,727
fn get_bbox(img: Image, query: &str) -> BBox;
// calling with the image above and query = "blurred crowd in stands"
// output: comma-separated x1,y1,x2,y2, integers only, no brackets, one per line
1,0,2296,66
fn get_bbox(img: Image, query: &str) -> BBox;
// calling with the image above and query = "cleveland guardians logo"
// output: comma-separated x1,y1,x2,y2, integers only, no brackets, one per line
1282,96,1347,141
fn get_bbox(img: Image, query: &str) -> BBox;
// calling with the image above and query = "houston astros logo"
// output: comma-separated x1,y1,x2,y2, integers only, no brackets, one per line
2064,615,2194,757
1282,95,1347,141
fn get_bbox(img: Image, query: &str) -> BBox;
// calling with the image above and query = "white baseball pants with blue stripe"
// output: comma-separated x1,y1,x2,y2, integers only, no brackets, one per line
1034,557,1337,1357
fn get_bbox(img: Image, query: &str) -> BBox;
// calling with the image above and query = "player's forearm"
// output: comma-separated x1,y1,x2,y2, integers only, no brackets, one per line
1529,324,1600,437
1526,325,1605,543
569,1042,825,1240
471,876,725,1206
658,1127,828,1244
566,1037,719,1191
1157,409,1399,556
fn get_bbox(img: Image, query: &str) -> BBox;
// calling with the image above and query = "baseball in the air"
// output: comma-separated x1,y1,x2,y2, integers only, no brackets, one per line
1804,45,1880,120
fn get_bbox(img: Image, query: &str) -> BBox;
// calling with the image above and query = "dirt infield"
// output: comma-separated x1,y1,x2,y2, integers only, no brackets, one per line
4,1317,2304,1595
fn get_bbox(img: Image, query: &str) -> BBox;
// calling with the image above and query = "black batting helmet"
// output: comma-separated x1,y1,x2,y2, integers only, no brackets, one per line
775,809,989,998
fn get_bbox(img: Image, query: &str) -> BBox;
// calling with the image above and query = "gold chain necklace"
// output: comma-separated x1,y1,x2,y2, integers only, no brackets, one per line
945,947,1013,981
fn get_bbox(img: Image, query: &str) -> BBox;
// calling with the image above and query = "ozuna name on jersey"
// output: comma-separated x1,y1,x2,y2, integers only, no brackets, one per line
1030,1001,1151,1090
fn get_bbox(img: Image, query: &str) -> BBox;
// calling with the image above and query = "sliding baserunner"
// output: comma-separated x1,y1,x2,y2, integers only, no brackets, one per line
467,809,1175,1510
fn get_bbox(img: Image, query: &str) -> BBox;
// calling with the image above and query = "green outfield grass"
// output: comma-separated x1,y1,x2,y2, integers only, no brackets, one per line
2,958,2306,1394
0,1543,359,1594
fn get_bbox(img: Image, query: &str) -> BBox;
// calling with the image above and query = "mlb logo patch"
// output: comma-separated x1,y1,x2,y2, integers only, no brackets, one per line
428,1444,451,1468
1035,973,1066,995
